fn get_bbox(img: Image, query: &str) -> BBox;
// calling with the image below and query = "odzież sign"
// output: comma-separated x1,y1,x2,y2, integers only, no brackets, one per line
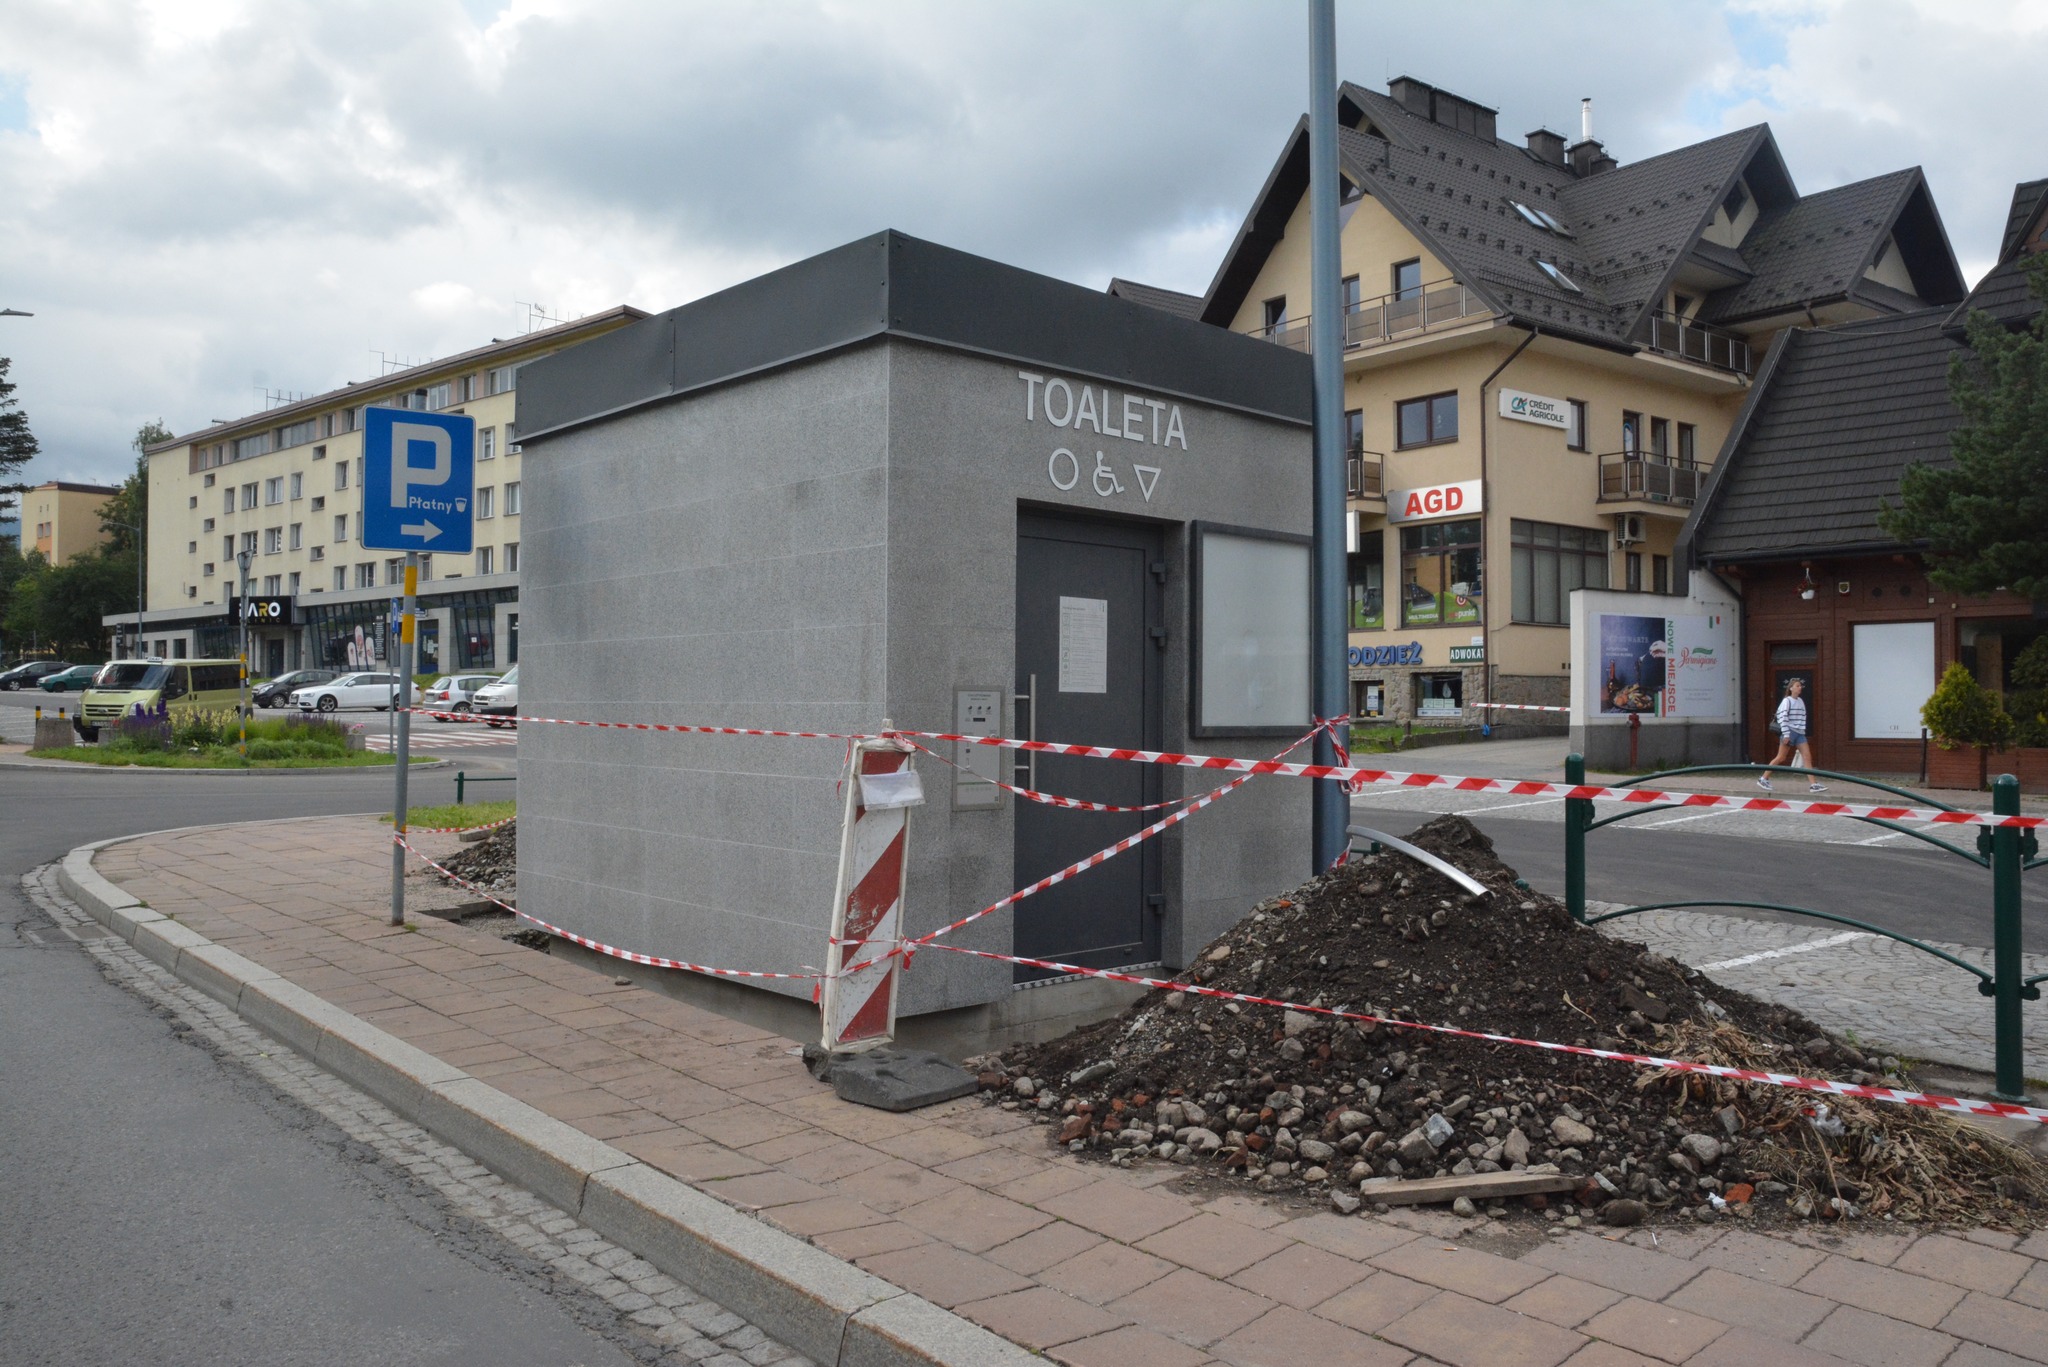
1386,479,1483,524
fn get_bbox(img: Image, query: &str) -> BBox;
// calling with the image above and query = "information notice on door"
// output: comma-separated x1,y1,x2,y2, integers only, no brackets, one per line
1058,595,1108,694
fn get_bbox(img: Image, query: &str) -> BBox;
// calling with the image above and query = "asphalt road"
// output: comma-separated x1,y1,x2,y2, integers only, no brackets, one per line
0,765,633,1367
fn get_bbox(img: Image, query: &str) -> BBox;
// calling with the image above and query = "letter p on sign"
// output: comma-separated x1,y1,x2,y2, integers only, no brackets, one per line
390,422,452,508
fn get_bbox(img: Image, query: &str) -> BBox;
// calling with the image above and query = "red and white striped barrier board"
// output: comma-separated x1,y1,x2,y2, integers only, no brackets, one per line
920,941,2048,1126
407,814,517,836
820,739,919,1050
1470,701,1570,713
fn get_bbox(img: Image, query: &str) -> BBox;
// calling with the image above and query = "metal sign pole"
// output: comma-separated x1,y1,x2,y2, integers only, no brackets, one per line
390,551,418,926
1306,0,1349,870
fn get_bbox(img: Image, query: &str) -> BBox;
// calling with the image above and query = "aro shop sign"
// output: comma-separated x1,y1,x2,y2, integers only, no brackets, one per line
1386,478,1482,524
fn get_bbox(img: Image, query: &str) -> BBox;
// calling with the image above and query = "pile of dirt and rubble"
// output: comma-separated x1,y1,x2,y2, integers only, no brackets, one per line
432,819,516,898
981,815,2046,1231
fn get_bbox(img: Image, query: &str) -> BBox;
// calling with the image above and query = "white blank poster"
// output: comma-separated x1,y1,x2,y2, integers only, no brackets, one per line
1853,620,1935,738
1197,531,1311,731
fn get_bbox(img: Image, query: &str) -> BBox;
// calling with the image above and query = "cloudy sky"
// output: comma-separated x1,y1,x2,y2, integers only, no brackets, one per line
1,0,2042,491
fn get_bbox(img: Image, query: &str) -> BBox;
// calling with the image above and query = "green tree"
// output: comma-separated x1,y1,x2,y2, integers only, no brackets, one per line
1880,254,2048,600
2,547,133,659
0,527,25,655
99,420,170,558
0,356,39,522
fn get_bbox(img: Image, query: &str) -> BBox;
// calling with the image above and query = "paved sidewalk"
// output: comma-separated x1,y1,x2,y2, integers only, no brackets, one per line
93,815,2048,1367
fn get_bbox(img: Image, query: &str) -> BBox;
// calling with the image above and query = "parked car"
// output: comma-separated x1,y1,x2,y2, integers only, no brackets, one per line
253,668,339,708
37,664,101,693
471,664,518,727
77,659,243,742
291,671,423,713
421,673,501,715
0,659,70,690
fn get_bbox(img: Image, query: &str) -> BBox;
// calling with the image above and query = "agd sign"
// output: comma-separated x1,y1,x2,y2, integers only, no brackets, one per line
1386,479,1482,524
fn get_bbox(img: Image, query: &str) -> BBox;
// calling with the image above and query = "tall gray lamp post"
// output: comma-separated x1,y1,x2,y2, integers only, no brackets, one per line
1306,0,1349,869
236,548,253,757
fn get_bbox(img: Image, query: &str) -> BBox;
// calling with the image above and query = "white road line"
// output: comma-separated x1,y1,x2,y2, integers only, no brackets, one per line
1636,807,1735,829
1447,794,1565,815
1698,931,1871,972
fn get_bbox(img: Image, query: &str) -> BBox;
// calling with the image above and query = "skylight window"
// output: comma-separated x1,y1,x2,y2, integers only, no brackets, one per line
1512,200,1574,237
1536,259,1583,294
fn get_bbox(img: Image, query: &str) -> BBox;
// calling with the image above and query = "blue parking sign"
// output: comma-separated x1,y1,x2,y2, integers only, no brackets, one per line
361,407,476,554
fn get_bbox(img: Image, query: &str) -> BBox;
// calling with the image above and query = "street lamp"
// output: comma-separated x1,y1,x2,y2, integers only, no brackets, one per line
236,548,253,757
111,518,144,658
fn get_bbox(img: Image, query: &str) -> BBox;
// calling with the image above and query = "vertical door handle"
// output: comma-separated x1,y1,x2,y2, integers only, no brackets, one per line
1012,673,1037,791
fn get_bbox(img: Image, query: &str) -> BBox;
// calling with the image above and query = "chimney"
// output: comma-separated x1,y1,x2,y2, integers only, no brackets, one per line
1581,97,1593,143
1568,139,1606,176
1388,76,1434,118
1525,127,1566,166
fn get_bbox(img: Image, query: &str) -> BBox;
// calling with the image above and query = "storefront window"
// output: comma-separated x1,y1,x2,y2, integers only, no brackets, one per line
1354,678,1386,719
1399,519,1482,627
1348,531,1384,630
1415,672,1463,717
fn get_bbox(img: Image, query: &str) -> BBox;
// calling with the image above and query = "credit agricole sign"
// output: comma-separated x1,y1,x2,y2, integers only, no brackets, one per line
1498,387,1570,430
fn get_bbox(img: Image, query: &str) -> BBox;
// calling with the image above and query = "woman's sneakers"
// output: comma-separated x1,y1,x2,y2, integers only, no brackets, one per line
1808,781,1827,793
1756,772,1773,791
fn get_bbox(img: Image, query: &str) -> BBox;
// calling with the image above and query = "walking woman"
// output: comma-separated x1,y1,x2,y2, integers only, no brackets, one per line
1758,677,1825,793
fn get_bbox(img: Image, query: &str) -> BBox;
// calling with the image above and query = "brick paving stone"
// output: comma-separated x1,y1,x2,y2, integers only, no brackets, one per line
1938,1291,2048,1362
1682,1326,1858,1367
956,1286,1130,1351
1662,1267,1832,1342
1380,1289,1588,1367
822,1156,964,1214
1522,1234,1705,1300
697,1171,831,1211
1048,1324,1215,1367
1314,1272,1445,1334
1802,1305,1956,1367
808,1220,929,1261
1945,1345,2048,1367
1210,1305,1412,1367
1795,1255,1968,1329
1270,1212,1418,1262
895,1185,1051,1253
1110,1268,1277,1349
2015,1231,2048,1260
757,1197,887,1238
985,1221,1106,1276
1038,1179,1196,1244
1891,1234,2031,1296
2008,1260,2048,1311
1226,1241,1374,1310
1690,1228,1829,1286
992,1164,1097,1205
870,1125,995,1166
1576,1296,1729,1363
1197,1195,1292,1230
857,1244,1034,1309
1135,1215,1294,1280
1369,1240,1551,1304
1557,1346,1665,1367
1038,1240,1176,1306
930,1146,1054,1189
1501,1275,1626,1330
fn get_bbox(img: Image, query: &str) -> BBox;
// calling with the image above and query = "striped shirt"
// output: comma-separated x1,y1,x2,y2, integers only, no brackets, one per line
1775,694,1808,735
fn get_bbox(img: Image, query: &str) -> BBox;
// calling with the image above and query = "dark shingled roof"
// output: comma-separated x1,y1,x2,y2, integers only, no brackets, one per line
1701,170,1924,324
1201,77,1963,357
1105,278,1203,319
1685,310,1961,562
1943,178,2047,335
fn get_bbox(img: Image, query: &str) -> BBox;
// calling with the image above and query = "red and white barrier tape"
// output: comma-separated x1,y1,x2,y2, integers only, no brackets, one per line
1470,702,1570,713
921,941,2048,1126
404,814,517,836
404,705,2037,829
392,833,824,982
402,707,872,742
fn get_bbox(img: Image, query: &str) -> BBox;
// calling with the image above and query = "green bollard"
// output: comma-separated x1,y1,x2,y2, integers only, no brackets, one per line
1564,753,1589,923
455,771,466,805
1989,774,2027,1101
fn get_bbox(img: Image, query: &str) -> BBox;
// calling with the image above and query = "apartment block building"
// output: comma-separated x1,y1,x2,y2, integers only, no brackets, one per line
22,480,119,566
117,307,646,673
1119,76,1964,722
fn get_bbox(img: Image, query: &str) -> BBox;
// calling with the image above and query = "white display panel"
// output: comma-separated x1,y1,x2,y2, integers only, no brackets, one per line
1853,620,1936,739
1194,528,1311,734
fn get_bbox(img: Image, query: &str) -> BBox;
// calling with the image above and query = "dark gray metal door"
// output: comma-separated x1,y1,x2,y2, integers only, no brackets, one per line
1013,512,1164,980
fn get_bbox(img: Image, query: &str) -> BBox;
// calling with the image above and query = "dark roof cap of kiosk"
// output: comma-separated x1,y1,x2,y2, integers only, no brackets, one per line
517,231,1312,444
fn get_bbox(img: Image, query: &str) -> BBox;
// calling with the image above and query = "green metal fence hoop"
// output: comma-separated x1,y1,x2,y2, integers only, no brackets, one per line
1582,899,1999,988
1610,763,1968,812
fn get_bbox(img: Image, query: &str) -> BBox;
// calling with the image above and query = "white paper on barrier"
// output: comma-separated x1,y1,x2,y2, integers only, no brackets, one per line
857,768,926,810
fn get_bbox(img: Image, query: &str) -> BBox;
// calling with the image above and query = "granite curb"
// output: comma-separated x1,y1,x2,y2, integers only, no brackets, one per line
57,834,1037,1367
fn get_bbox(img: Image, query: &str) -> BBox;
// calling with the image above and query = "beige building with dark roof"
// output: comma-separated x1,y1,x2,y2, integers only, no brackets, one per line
23,480,119,566
1121,76,1965,723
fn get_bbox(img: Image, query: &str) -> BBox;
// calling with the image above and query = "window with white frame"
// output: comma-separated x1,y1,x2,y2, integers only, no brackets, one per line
476,486,494,519
187,541,196,554
203,562,216,577
475,546,494,575
288,523,302,550
222,535,234,560
479,426,495,460
504,482,520,515
335,462,349,492
223,490,236,515
487,364,517,394
333,567,347,591
355,563,375,589
240,531,258,557
310,495,324,512
288,572,300,595
310,546,325,561
424,381,453,411
202,518,215,532
264,527,283,554
241,483,258,510
289,471,303,500
263,574,281,593
334,513,348,542
264,476,283,505
504,542,519,573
